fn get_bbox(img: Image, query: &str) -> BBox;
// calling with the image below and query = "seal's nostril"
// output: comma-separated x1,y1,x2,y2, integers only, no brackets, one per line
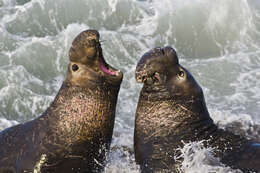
88,39,97,47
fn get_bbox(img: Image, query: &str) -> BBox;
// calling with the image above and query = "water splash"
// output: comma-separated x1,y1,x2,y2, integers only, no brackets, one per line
176,141,242,173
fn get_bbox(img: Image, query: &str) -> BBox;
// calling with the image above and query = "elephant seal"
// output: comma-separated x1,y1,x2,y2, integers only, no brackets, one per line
134,46,260,172
0,30,123,173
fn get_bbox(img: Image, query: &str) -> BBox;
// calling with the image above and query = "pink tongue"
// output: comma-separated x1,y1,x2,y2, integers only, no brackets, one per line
99,59,117,75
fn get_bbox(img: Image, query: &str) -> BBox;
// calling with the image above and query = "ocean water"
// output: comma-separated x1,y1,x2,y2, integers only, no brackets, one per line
0,0,260,172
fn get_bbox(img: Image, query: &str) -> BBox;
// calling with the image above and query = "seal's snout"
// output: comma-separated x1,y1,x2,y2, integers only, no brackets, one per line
87,39,98,48
135,66,148,83
69,29,101,64
135,52,153,83
135,47,165,84
135,46,179,84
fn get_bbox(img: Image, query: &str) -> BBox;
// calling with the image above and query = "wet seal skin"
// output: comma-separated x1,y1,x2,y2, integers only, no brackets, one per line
0,30,123,173
134,46,260,173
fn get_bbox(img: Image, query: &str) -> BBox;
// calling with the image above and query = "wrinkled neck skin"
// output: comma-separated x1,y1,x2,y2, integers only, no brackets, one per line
137,84,216,142
42,79,120,150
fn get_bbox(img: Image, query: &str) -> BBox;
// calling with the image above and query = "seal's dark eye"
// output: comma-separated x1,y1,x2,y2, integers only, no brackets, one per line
72,64,79,72
178,70,185,78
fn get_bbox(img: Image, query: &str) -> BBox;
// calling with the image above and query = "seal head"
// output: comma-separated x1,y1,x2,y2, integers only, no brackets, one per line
67,29,122,86
136,46,204,107
136,47,202,96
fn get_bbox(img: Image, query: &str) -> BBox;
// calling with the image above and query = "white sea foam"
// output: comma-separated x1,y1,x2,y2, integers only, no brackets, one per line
0,117,18,131
177,141,242,173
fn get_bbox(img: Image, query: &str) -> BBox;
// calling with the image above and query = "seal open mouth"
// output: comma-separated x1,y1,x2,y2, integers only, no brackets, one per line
98,57,120,76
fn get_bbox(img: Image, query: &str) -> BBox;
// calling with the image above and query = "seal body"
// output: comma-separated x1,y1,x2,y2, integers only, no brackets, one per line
134,46,260,172
0,30,123,173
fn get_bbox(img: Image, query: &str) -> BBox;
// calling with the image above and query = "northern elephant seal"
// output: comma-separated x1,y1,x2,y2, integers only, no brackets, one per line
134,46,260,172
0,30,123,173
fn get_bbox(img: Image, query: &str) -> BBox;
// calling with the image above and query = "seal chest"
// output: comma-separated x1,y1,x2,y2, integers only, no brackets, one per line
134,46,260,172
0,30,123,173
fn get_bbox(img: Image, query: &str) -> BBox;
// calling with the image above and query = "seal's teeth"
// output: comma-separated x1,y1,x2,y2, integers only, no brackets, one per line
115,70,121,76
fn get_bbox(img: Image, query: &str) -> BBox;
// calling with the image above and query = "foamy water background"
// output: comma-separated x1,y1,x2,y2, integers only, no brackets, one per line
0,0,260,172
